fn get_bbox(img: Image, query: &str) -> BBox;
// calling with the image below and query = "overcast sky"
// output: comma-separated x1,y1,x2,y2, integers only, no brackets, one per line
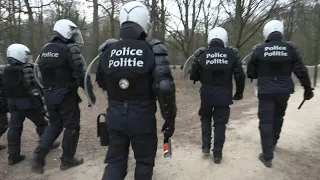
24,0,226,31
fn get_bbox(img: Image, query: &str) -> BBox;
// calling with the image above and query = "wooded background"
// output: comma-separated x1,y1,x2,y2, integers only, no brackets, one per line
0,0,319,66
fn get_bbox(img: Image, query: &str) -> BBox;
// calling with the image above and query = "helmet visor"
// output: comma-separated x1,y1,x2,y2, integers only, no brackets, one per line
26,51,33,63
70,28,84,46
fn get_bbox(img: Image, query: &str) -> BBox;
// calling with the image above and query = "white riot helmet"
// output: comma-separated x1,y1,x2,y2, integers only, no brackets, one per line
7,44,32,64
119,1,152,35
208,27,228,47
53,19,84,46
263,20,284,40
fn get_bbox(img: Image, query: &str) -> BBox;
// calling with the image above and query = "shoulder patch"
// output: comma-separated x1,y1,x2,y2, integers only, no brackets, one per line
194,47,206,57
148,39,168,56
99,39,118,52
148,39,162,46
286,41,297,48
228,46,239,54
252,44,262,51
67,44,81,54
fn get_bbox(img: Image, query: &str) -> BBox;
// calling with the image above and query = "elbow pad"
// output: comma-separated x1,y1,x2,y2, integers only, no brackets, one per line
67,44,86,84
149,39,177,120
22,64,42,94
155,79,177,120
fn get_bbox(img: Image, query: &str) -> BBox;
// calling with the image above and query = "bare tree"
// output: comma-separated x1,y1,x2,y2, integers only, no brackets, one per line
92,0,99,59
201,0,222,41
222,0,293,49
166,0,205,59
24,0,37,54
98,0,119,38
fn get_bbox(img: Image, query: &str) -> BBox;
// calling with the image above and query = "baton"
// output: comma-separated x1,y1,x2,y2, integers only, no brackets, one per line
298,99,305,109
163,128,172,160
163,137,172,160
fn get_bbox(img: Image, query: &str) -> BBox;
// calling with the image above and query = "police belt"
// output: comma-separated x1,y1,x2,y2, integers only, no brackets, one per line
108,99,156,106
44,82,77,90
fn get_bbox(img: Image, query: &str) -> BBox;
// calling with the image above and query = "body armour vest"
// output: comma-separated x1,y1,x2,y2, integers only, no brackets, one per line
199,47,235,87
100,39,155,101
38,43,73,88
3,65,30,99
255,42,293,77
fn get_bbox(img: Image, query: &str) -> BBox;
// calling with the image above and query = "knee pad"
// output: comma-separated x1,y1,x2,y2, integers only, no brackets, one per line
200,117,211,122
259,124,272,135
65,125,80,136
199,108,212,119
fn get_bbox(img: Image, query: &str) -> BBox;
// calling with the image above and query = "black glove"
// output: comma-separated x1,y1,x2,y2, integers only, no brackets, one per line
39,106,47,115
162,121,175,139
233,92,243,100
304,87,314,100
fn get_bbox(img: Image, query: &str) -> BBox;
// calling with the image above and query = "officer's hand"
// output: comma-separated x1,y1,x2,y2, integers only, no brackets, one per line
162,121,175,139
304,87,314,100
39,106,47,115
233,93,243,100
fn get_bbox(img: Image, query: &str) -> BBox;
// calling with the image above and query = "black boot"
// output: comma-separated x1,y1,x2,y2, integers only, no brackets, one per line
213,150,222,164
50,142,60,151
60,156,84,170
202,147,210,154
0,144,6,150
259,153,272,168
31,153,45,174
8,154,26,165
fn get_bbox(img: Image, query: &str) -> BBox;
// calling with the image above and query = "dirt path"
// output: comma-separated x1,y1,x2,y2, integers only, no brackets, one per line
0,80,320,180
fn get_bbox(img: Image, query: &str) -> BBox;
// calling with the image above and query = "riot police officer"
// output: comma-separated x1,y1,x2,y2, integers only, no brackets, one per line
95,1,177,179
4,44,59,165
247,20,314,168
0,67,8,150
31,19,96,173
189,27,245,164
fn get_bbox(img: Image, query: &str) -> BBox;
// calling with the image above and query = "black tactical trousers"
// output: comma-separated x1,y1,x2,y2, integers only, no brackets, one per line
0,112,8,138
7,108,48,155
199,102,230,154
258,94,290,161
34,91,80,160
102,101,158,180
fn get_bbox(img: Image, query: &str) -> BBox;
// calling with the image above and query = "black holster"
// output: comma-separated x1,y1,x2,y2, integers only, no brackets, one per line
97,113,109,146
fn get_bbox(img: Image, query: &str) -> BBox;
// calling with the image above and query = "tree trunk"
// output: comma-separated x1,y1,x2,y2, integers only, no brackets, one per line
24,0,37,54
92,0,99,60
313,3,320,87
110,0,116,38
160,0,165,42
